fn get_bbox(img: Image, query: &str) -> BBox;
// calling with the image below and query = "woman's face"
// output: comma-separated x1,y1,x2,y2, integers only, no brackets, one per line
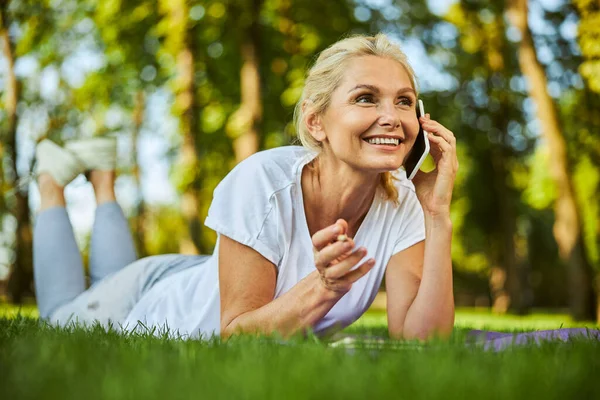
314,55,419,174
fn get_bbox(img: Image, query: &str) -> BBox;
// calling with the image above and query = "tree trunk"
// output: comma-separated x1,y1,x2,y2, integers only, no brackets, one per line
131,90,147,257
177,38,202,254
1,7,34,303
7,191,33,303
489,150,518,313
229,0,263,163
484,13,529,315
160,0,205,255
491,134,530,315
488,105,527,313
508,0,595,320
0,7,9,299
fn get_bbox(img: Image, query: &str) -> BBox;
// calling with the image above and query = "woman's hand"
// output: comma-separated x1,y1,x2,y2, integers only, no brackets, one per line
412,114,459,216
311,219,375,296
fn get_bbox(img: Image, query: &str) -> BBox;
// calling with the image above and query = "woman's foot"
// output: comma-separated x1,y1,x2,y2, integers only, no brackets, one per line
35,139,86,187
64,137,117,172
36,137,118,206
65,137,118,205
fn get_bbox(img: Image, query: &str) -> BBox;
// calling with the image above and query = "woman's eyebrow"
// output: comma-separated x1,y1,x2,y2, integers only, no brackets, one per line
397,87,417,96
348,84,380,93
348,84,416,96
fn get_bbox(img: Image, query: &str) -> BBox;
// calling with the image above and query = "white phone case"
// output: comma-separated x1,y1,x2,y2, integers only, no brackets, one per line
406,99,430,180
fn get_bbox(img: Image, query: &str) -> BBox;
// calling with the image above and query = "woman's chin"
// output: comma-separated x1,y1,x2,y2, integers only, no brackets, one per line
366,157,404,173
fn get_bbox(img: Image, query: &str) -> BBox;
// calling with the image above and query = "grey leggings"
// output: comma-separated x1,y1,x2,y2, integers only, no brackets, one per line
34,202,206,327
33,202,138,319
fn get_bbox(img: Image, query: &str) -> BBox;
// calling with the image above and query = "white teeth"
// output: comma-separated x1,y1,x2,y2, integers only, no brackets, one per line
366,137,400,146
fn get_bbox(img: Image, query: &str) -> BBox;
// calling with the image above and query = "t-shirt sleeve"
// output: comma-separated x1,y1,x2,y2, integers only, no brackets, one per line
204,155,281,266
392,190,426,254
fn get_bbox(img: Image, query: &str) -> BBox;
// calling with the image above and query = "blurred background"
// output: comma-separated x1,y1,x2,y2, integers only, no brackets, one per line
0,0,598,322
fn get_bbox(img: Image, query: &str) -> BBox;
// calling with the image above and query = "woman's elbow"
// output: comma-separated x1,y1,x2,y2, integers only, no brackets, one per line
220,314,241,339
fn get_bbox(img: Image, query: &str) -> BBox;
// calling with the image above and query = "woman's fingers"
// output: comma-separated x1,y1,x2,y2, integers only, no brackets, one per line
311,219,375,294
421,118,458,174
340,258,376,284
311,219,348,251
321,257,375,292
420,118,456,146
322,247,367,279
419,117,454,158
314,238,355,270
427,133,453,153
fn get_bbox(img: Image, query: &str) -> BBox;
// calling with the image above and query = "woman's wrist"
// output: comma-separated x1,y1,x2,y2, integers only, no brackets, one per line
424,211,452,229
308,270,345,303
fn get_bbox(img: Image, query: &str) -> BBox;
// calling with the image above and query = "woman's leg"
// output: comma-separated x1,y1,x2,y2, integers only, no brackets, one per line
33,174,86,319
50,254,209,329
88,170,137,285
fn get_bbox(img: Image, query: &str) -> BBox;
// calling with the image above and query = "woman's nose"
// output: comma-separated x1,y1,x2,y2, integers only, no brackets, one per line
377,102,400,129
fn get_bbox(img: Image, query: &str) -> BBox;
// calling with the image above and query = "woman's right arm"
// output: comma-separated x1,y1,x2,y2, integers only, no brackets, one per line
219,221,374,339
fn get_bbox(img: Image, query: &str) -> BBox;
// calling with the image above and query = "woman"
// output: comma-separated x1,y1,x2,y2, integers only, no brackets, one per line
33,34,457,340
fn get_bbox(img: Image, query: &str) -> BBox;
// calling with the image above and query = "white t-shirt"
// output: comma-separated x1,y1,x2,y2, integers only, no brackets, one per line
123,146,425,338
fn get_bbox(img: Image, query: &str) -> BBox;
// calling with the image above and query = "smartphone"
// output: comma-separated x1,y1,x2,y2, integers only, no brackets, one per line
404,99,430,180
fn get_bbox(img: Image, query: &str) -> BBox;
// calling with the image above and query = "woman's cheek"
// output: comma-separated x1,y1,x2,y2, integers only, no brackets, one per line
347,109,378,133
402,119,420,139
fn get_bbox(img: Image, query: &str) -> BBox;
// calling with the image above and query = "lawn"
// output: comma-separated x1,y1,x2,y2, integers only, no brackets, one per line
1,305,599,399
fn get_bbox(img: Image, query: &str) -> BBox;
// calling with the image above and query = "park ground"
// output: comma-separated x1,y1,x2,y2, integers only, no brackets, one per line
1,304,599,399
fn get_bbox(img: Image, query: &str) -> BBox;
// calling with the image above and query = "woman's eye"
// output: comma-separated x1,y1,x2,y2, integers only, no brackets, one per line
397,97,414,106
356,95,374,104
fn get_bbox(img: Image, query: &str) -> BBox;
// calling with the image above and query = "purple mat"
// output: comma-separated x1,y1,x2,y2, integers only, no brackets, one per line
468,328,600,351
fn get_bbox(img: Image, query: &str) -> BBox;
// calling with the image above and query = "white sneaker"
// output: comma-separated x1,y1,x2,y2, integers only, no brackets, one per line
64,137,117,171
35,139,86,187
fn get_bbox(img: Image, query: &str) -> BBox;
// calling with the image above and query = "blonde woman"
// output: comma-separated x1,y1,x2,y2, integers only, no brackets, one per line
33,34,457,340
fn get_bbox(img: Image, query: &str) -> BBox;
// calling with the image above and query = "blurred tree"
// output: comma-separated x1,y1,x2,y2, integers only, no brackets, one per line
558,0,600,318
157,0,205,255
0,0,53,302
79,0,163,258
0,0,29,302
561,86,600,318
441,1,533,314
226,0,263,163
508,0,595,320
131,90,146,257
143,204,190,256
573,0,600,92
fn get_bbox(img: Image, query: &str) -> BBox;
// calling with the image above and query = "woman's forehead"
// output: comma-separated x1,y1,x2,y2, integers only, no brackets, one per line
338,56,413,91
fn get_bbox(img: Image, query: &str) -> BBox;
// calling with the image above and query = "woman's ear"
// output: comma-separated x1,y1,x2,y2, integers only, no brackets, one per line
304,108,326,142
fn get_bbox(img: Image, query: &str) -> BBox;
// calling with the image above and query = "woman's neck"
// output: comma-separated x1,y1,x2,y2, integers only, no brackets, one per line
301,155,379,238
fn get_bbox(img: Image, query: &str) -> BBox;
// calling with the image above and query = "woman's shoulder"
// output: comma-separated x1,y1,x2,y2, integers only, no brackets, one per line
229,145,312,186
241,145,311,168
215,146,312,195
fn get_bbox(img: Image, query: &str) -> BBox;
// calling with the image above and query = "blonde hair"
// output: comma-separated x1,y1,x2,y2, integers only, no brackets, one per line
294,33,418,205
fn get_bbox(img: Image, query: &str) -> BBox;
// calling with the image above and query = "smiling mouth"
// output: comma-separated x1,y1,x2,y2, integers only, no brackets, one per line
363,137,402,146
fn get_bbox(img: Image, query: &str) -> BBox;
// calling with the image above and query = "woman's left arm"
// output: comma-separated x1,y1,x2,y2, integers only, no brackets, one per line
385,114,458,340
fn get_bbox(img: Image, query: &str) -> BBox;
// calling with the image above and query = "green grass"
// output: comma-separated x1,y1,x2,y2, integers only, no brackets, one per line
0,303,38,319
1,306,599,399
